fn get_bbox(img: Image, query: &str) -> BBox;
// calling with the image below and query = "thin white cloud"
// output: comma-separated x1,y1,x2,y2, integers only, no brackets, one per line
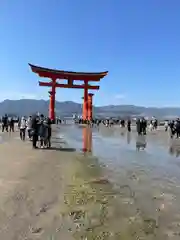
114,93,126,100
0,92,48,101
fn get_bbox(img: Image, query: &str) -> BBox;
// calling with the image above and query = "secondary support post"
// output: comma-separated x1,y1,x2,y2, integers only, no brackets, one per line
81,97,84,119
88,93,94,120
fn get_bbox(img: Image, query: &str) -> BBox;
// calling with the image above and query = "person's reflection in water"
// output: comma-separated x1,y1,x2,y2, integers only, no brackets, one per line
120,131,125,137
176,151,180,158
136,135,147,151
127,132,131,144
169,146,174,156
169,145,180,157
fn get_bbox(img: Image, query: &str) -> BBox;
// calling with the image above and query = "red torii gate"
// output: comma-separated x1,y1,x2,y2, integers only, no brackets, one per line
29,64,108,122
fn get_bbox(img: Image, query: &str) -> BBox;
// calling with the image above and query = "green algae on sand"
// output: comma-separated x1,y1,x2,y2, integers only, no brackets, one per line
59,153,158,239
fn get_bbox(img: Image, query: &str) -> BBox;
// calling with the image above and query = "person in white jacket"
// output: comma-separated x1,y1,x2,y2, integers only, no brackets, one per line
18,117,27,141
26,115,33,140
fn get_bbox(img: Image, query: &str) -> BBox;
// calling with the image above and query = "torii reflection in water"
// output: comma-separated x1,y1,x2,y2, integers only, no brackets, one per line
82,127,92,153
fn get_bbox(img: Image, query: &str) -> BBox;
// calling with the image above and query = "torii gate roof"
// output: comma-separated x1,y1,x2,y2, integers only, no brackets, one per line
29,63,108,81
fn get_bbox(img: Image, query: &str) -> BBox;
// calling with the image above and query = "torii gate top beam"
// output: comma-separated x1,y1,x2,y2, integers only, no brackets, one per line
29,63,108,81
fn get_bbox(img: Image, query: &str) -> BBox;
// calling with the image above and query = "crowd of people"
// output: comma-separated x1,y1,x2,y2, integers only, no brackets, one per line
19,114,52,149
1,114,52,149
0,114,15,132
75,117,149,135
75,116,180,139
168,119,180,138
2,113,180,148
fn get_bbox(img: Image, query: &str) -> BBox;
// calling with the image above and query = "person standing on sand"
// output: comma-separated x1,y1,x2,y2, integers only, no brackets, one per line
18,117,26,141
164,120,169,132
142,118,147,135
45,117,52,148
136,118,141,135
9,117,15,132
169,120,175,138
149,120,153,131
38,115,47,148
127,118,131,132
31,115,39,149
175,118,180,138
42,117,52,148
2,114,8,132
26,115,33,140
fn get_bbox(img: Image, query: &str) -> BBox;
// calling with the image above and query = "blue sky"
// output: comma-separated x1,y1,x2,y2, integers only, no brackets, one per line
0,0,180,106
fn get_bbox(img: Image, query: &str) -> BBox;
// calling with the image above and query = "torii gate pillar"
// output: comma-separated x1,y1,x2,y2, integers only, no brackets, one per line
48,90,55,122
82,96,88,120
82,93,94,120
88,93,94,120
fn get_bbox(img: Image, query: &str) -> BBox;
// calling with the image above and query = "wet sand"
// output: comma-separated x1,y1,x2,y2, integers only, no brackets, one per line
59,125,180,239
0,125,180,239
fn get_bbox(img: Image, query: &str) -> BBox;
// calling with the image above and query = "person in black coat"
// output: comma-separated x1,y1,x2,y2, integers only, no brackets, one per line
44,117,52,148
127,118,131,132
31,115,39,148
136,118,141,135
142,118,147,135
2,114,8,132
169,120,175,138
9,117,15,132
176,118,180,138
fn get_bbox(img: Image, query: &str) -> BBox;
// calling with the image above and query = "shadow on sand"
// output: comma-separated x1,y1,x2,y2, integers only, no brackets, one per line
43,147,76,152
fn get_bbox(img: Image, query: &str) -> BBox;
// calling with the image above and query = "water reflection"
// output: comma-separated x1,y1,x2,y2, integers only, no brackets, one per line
127,132,131,144
120,131,125,137
136,135,147,151
57,126,180,237
99,127,115,138
169,146,180,157
61,125,180,159
82,127,92,153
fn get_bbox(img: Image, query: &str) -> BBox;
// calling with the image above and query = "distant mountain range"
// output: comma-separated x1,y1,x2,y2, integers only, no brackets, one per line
0,99,180,119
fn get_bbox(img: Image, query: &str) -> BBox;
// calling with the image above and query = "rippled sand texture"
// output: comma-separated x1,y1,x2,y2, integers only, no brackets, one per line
59,125,180,239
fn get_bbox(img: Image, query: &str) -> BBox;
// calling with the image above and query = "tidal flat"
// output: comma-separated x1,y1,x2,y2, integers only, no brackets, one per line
1,125,180,239
58,125,180,239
